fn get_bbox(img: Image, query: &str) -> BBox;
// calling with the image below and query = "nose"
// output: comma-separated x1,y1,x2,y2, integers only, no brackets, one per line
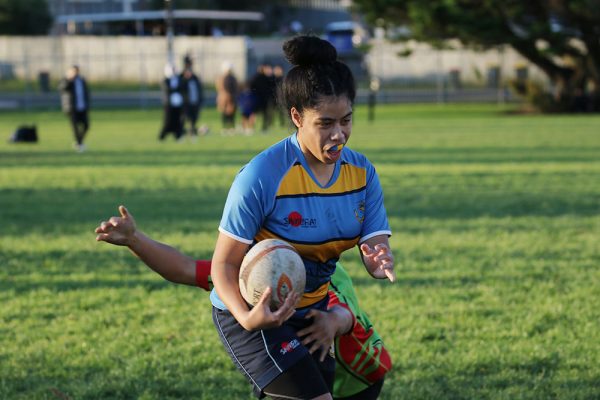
330,123,345,142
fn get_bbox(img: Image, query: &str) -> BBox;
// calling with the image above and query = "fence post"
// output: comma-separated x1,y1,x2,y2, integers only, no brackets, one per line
436,49,445,104
23,48,32,111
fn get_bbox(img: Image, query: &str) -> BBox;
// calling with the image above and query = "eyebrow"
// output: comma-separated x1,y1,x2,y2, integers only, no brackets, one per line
317,111,353,122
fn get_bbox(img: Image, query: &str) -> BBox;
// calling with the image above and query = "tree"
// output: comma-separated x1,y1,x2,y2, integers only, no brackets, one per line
0,0,53,35
353,0,600,112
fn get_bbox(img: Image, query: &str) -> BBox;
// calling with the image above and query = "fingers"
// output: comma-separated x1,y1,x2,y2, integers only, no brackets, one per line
270,290,298,323
95,220,113,234
95,233,109,242
360,243,374,256
374,245,395,282
256,287,272,308
318,345,329,362
119,205,129,219
277,291,298,320
297,309,318,337
362,242,396,282
383,264,396,282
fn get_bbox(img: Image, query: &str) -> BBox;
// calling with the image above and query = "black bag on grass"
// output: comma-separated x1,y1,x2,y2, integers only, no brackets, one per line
9,125,38,143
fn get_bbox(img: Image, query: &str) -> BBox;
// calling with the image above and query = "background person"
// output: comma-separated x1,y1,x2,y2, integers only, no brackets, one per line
158,63,185,141
215,61,239,134
250,63,274,132
180,55,206,140
210,35,395,399
238,81,257,135
95,205,391,399
59,65,90,152
272,65,286,127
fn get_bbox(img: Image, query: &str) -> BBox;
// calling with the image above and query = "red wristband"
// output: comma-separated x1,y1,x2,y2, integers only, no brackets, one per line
195,260,212,291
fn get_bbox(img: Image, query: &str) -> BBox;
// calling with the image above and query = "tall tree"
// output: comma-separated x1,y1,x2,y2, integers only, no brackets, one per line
353,0,600,112
0,0,53,35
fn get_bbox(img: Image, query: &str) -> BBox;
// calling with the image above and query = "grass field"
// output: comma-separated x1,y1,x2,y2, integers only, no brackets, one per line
1,104,599,399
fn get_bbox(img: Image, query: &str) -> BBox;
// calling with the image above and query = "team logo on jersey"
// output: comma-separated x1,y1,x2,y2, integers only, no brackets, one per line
284,211,317,228
280,339,300,355
354,201,365,223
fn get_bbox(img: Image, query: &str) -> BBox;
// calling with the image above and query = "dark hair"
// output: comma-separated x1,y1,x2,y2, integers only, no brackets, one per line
279,35,356,115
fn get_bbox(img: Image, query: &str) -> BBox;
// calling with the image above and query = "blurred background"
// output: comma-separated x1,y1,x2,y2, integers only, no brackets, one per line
1,0,598,112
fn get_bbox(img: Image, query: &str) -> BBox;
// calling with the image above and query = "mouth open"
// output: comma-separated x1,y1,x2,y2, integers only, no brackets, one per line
326,144,344,161
327,144,344,153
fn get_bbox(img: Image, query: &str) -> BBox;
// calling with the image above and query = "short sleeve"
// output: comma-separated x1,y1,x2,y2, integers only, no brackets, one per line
218,165,267,244
359,162,392,243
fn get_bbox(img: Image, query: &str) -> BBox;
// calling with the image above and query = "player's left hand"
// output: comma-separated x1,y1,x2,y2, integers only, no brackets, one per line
95,205,136,246
361,242,396,282
297,309,337,362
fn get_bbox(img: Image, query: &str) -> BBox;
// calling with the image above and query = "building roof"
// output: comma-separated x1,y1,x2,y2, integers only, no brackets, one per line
55,9,264,24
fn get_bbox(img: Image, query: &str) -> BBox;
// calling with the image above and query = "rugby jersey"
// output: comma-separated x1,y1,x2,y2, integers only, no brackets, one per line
210,133,391,315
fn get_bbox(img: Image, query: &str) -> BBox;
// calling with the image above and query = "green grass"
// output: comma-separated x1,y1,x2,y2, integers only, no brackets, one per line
1,104,599,399
0,79,161,93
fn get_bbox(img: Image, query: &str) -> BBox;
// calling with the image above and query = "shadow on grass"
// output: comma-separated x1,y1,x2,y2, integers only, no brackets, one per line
383,185,600,220
2,181,598,237
2,366,250,400
385,352,600,399
1,187,228,236
0,149,257,168
2,145,599,168
362,146,600,165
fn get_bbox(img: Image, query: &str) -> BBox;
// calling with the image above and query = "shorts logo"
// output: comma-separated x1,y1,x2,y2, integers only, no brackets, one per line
354,201,365,224
284,211,317,228
280,339,300,355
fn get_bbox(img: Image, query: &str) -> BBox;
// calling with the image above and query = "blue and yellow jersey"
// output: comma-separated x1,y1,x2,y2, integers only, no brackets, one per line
210,133,391,314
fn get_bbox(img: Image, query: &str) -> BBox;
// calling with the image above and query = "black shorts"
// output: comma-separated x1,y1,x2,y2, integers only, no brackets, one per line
212,307,335,398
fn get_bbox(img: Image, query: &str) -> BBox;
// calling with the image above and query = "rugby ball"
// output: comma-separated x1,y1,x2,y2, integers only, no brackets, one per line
239,239,306,309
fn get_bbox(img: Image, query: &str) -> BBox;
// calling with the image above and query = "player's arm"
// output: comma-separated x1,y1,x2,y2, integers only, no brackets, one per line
359,235,396,282
211,232,298,331
95,205,196,286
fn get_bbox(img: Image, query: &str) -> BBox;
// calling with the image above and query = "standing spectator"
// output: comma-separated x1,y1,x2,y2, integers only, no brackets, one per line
238,81,257,135
250,63,274,132
215,61,238,134
158,63,185,141
272,64,286,127
59,65,90,152
180,55,206,141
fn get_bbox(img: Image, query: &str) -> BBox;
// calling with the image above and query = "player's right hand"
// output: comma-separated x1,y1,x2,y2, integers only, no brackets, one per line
95,205,137,247
242,287,298,331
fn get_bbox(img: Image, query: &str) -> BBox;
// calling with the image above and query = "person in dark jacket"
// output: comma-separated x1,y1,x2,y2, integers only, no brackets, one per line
159,63,185,141
180,55,206,140
250,63,274,132
59,65,90,152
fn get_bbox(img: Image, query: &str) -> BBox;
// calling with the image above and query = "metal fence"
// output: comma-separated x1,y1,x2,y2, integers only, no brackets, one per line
1,36,539,110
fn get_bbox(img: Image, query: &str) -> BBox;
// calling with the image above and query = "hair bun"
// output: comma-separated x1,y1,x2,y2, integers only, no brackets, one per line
283,36,337,67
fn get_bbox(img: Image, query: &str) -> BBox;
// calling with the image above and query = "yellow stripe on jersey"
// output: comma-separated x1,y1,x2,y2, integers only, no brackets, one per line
293,238,359,263
276,163,366,197
297,281,330,308
255,230,359,263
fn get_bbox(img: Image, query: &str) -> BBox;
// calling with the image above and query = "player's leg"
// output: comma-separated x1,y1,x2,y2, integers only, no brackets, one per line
213,306,333,399
333,378,383,400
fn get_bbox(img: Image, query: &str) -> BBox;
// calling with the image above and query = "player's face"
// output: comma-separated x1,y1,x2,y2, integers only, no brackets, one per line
292,95,353,167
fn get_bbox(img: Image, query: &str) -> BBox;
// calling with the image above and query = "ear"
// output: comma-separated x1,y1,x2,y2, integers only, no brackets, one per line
290,107,303,129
